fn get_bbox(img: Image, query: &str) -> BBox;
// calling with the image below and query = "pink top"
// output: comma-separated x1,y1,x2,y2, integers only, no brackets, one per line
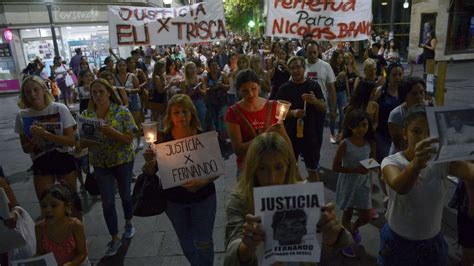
41,218,78,266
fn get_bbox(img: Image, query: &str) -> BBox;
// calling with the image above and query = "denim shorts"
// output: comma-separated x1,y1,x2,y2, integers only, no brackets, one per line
128,94,141,112
378,223,448,266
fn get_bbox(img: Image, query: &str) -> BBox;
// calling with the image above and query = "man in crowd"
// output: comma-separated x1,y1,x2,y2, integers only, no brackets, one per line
69,48,82,77
304,41,337,121
277,56,326,182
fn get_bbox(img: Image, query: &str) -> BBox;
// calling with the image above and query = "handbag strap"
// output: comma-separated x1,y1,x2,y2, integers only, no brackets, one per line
264,100,274,130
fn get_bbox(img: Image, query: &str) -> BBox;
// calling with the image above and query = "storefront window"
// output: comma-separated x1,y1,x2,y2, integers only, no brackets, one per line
446,0,474,54
61,25,110,69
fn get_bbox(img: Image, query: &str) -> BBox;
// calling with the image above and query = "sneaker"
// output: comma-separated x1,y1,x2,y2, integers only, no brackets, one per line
123,223,135,239
330,135,337,144
371,208,379,220
341,246,356,258
352,229,362,245
105,240,122,257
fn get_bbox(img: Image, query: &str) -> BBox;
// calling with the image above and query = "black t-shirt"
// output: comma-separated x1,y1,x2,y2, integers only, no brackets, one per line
276,79,325,140
161,131,216,204
269,63,291,100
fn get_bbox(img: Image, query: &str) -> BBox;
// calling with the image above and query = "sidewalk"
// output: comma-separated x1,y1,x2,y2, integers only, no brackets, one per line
2,61,473,265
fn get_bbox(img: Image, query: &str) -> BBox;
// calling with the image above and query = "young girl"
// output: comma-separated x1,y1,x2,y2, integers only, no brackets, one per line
332,109,375,257
35,184,88,266
380,106,474,265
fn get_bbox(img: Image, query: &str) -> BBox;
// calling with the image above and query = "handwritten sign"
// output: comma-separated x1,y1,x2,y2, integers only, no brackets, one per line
108,1,227,47
154,131,224,189
254,183,325,264
266,0,372,41
77,116,104,143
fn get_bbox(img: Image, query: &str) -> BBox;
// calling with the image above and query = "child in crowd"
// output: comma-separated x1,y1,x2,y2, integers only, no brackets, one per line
332,109,375,257
35,184,88,266
380,106,474,265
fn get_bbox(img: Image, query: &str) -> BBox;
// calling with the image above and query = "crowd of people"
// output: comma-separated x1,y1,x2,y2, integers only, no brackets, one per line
2,30,473,266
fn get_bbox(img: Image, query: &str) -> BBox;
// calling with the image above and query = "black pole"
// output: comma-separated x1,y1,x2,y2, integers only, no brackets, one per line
46,4,60,58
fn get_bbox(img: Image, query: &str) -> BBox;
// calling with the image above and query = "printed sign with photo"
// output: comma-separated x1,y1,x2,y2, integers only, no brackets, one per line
427,106,474,163
77,116,104,143
254,182,325,265
154,131,225,189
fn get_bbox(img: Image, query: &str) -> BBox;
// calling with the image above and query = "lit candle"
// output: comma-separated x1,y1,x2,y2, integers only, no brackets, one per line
146,132,156,143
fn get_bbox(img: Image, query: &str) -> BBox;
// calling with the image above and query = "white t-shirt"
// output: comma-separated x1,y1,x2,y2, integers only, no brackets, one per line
381,152,449,240
223,65,236,95
15,102,76,160
304,59,336,104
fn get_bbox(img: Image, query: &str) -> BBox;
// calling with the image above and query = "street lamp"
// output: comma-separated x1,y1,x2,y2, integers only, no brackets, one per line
403,0,410,9
248,20,255,28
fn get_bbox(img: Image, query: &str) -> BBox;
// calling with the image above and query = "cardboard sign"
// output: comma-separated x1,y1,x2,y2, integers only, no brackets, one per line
254,182,325,265
266,0,372,41
108,0,227,47
11,253,57,266
154,131,225,189
77,116,104,143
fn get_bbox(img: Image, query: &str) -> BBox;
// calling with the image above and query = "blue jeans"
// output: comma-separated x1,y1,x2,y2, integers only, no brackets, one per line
193,98,207,131
330,90,347,136
165,193,216,266
95,161,134,236
207,104,227,140
378,223,448,266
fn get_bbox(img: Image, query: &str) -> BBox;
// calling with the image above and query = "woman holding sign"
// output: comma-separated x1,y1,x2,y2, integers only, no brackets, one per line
380,106,474,265
143,94,218,266
224,132,353,265
15,75,77,213
80,78,138,257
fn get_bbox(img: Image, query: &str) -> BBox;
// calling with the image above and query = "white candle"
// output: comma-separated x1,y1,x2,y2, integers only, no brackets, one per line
279,106,286,120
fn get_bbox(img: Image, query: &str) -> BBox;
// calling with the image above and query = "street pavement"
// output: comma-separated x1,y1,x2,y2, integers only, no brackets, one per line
1,61,473,265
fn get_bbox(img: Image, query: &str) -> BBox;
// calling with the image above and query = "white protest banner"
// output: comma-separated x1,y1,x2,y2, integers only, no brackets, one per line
266,0,372,41
11,252,58,266
427,106,474,163
254,182,325,265
77,116,104,143
154,131,224,189
108,0,227,47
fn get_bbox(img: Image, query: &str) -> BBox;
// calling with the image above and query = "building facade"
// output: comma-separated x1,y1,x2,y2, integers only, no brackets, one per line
0,0,166,91
409,0,474,61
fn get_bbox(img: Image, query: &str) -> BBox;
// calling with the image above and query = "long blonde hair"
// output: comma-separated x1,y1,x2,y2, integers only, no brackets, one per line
87,78,122,111
344,52,359,76
236,132,299,212
183,61,198,87
163,94,201,133
18,75,54,109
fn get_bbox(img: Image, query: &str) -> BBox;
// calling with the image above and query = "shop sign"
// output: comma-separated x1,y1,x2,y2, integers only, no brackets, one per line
52,5,101,23
108,0,227,47
0,79,20,92
3,29,13,42
266,0,373,41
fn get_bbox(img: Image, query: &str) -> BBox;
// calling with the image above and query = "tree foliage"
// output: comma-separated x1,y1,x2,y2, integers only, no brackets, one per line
224,0,258,33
